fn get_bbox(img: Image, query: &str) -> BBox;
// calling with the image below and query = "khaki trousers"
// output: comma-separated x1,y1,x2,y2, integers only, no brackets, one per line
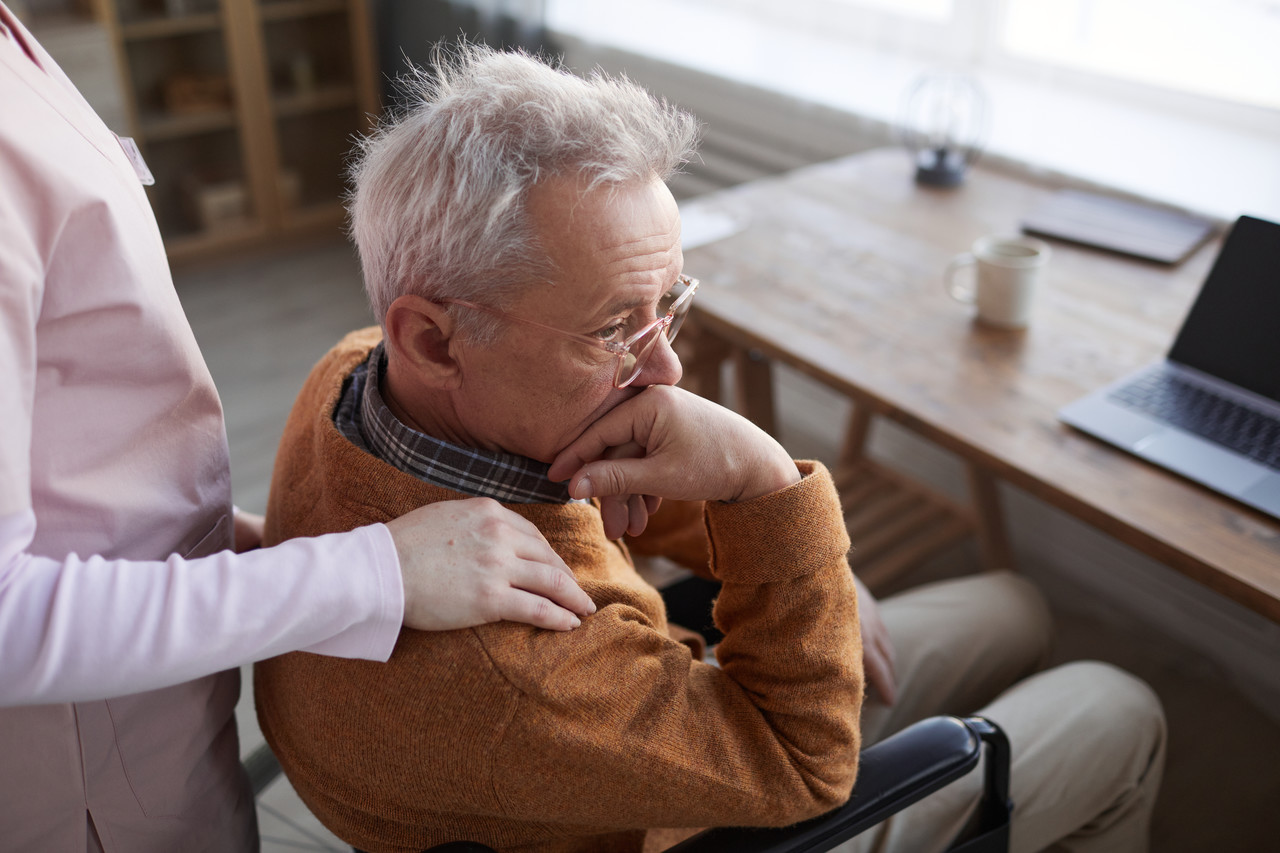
840,572,1166,853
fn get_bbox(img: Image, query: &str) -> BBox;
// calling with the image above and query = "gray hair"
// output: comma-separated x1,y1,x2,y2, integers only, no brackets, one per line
348,44,702,339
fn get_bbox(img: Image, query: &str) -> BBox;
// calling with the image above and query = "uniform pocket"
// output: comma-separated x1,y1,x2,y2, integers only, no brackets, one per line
106,672,241,817
106,512,240,816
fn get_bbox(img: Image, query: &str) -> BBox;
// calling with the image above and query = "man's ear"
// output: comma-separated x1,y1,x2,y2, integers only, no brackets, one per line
384,294,463,390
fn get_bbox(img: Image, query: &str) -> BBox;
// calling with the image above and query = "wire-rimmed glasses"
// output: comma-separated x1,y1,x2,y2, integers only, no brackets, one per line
442,274,699,389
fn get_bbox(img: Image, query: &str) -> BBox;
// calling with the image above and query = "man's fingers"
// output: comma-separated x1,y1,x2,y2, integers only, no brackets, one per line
567,457,659,501
598,494,631,541
548,398,653,481
549,417,637,481
625,493,650,538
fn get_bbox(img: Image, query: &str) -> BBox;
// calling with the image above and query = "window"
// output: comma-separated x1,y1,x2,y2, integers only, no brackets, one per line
1001,0,1280,111
833,0,952,22
545,0,1280,220
646,0,1280,122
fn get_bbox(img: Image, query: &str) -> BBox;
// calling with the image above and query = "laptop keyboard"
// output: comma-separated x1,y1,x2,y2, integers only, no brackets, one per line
1110,371,1280,470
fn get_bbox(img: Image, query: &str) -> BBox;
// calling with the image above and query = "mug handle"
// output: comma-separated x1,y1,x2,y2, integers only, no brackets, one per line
944,253,977,304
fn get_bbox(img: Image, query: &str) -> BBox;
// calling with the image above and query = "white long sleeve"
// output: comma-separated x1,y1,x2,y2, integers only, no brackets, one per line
0,509,403,706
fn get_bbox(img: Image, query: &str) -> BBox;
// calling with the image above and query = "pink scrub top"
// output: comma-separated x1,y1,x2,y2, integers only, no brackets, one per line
0,5,403,849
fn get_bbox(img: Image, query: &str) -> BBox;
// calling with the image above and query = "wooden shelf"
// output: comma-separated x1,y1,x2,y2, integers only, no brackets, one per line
259,0,347,22
22,13,99,32
120,13,221,41
164,218,268,262
281,200,346,230
272,84,355,118
101,0,378,260
139,110,237,141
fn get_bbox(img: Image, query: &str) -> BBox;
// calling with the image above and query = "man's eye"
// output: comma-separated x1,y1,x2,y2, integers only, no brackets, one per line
593,322,627,342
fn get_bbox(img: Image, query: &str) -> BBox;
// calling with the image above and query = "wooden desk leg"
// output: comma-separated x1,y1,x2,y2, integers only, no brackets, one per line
733,347,778,437
966,464,1015,571
677,320,731,403
838,404,875,471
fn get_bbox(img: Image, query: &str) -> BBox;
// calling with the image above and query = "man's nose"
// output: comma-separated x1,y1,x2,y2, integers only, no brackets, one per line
634,335,683,388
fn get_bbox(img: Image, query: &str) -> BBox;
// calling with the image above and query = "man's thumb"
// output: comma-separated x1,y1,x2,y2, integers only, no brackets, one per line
570,459,647,500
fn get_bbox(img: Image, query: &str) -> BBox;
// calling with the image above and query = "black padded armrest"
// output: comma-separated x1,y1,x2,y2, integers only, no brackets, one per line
663,716,983,853
422,716,999,853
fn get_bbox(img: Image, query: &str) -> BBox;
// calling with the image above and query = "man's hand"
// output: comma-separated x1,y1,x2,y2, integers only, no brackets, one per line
592,440,662,541
855,575,897,705
548,385,800,539
385,498,596,632
233,508,265,553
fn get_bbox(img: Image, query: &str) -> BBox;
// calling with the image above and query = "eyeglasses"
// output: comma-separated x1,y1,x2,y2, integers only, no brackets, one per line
442,274,699,389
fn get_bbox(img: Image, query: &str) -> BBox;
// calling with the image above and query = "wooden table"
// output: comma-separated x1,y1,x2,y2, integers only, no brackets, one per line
677,147,1280,623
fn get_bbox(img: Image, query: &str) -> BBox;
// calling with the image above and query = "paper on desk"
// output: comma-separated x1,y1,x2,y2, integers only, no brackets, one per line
678,204,747,250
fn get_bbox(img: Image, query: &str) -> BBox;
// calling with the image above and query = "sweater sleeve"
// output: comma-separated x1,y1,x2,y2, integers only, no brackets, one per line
624,497,713,577
487,462,862,831
0,509,403,706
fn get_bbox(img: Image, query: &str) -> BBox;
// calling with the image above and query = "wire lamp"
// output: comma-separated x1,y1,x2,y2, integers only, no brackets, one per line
900,72,987,187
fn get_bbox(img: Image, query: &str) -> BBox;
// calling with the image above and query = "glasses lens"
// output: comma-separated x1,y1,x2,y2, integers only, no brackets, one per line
664,278,696,343
615,323,664,388
666,306,690,343
613,277,698,388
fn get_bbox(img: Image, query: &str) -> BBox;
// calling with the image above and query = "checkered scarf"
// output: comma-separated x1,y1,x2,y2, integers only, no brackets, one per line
334,343,572,504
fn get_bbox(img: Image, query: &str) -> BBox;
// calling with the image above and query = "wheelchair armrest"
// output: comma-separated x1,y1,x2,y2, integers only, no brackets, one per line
662,715,984,853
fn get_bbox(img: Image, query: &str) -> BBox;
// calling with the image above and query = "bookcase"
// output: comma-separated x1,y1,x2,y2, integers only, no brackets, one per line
93,0,379,262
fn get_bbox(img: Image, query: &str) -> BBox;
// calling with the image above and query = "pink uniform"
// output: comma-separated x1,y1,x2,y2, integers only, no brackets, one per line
0,5,402,849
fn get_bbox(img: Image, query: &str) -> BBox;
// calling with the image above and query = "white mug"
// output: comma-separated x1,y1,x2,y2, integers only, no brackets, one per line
944,235,1051,329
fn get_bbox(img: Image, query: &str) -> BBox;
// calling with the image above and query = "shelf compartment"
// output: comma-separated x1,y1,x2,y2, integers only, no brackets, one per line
139,109,238,141
261,8,354,98
259,0,348,22
279,199,346,231
272,84,356,119
120,12,221,40
273,108,361,209
164,218,270,264
141,127,254,237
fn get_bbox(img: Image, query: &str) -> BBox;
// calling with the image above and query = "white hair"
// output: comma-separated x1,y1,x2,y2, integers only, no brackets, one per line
348,44,702,339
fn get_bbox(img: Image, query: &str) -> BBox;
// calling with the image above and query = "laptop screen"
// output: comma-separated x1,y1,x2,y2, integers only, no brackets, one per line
1168,215,1280,403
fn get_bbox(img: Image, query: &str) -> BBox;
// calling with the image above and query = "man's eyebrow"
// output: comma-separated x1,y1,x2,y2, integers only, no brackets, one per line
597,293,656,318
595,275,681,319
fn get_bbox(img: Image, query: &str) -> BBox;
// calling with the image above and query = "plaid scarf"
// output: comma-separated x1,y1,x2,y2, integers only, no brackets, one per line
334,343,572,504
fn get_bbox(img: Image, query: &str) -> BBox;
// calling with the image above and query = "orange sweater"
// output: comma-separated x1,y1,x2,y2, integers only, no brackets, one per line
255,328,864,853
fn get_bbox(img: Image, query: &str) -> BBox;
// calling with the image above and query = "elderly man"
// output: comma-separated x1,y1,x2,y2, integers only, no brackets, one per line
256,46,1165,853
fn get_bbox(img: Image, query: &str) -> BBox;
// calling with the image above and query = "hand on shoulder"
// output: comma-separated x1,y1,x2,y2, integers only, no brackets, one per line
386,498,596,632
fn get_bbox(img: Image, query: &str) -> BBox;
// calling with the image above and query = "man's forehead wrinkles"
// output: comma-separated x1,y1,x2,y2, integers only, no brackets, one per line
605,219,680,252
596,248,677,278
592,229,676,257
590,229,681,276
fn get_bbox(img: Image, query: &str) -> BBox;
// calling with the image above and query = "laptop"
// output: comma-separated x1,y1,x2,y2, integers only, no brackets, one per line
1058,214,1280,520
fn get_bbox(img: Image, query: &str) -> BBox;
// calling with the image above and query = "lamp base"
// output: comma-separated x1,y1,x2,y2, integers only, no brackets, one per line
914,148,968,187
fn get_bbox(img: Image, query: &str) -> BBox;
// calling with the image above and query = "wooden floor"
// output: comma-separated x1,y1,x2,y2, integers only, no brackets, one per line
176,236,1280,853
